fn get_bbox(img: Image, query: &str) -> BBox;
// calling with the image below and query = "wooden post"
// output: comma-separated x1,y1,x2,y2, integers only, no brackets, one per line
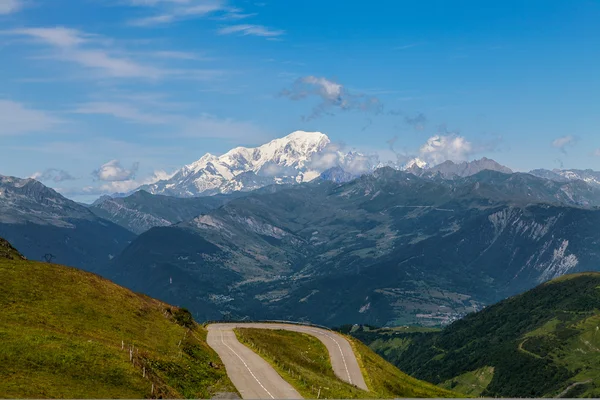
151,383,154,396
121,340,124,350
143,366,146,378
317,387,321,399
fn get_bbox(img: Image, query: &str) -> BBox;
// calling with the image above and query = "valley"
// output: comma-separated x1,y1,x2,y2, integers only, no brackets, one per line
346,273,600,397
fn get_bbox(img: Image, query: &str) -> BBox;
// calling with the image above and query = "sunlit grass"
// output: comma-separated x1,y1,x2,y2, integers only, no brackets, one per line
0,258,236,399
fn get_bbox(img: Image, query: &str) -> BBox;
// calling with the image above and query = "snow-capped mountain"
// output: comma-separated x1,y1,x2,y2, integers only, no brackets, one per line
135,130,519,198
402,158,429,170
529,169,600,188
139,131,333,197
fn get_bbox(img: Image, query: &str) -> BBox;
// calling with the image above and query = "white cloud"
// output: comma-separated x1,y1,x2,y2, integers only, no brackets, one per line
31,168,76,182
105,169,176,192
552,135,576,154
281,76,383,119
0,0,23,14
593,148,600,157
217,24,284,37
307,142,380,175
93,160,140,182
303,76,342,99
0,99,62,135
61,168,176,197
419,134,473,165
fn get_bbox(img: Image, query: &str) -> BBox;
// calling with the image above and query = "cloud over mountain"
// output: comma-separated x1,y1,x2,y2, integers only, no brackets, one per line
31,169,77,183
92,160,139,182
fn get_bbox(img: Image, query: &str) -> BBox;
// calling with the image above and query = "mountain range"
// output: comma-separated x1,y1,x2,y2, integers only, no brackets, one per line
132,130,600,201
4,131,600,328
88,190,244,234
106,168,600,326
0,175,135,271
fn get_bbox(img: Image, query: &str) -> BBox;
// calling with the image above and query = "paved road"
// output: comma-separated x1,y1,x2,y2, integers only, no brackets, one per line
207,323,368,399
207,325,302,399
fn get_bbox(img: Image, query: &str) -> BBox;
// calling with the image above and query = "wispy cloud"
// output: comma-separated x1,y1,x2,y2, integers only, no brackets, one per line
5,27,164,79
552,135,577,154
280,76,383,120
31,168,77,183
127,0,233,26
217,24,284,37
593,148,600,157
0,0,23,14
4,27,223,80
0,99,63,135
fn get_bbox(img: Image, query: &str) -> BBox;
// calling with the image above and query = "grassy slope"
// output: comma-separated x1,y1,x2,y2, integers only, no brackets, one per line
0,255,236,399
439,366,494,396
350,272,600,398
235,328,458,399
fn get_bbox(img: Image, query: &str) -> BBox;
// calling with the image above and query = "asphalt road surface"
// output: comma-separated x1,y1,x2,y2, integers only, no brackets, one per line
207,323,368,399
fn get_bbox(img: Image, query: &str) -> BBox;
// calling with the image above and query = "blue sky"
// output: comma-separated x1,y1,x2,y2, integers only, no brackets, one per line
1,0,600,201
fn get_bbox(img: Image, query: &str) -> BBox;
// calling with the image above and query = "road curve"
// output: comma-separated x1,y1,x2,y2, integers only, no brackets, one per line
206,326,302,399
207,322,368,398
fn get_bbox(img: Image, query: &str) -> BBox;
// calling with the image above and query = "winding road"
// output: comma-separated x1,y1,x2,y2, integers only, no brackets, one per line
207,323,368,399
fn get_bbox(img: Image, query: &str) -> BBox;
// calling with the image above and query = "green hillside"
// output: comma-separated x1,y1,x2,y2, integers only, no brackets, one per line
235,328,458,399
0,240,236,399
349,273,600,397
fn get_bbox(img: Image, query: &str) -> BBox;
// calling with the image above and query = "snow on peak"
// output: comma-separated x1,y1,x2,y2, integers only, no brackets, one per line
141,131,332,197
403,158,429,170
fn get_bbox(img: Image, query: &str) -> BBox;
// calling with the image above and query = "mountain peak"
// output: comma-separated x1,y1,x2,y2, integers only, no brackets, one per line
283,130,328,142
139,131,332,197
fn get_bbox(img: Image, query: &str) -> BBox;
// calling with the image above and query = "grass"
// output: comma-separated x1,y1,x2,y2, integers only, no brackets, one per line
0,256,237,399
439,366,494,396
235,328,369,399
350,272,600,398
347,335,460,398
235,328,459,399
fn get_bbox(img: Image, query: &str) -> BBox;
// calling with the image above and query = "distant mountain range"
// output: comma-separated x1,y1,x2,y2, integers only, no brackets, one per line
106,168,600,326
133,131,516,198
89,190,243,234
0,175,135,271
529,168,600,187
